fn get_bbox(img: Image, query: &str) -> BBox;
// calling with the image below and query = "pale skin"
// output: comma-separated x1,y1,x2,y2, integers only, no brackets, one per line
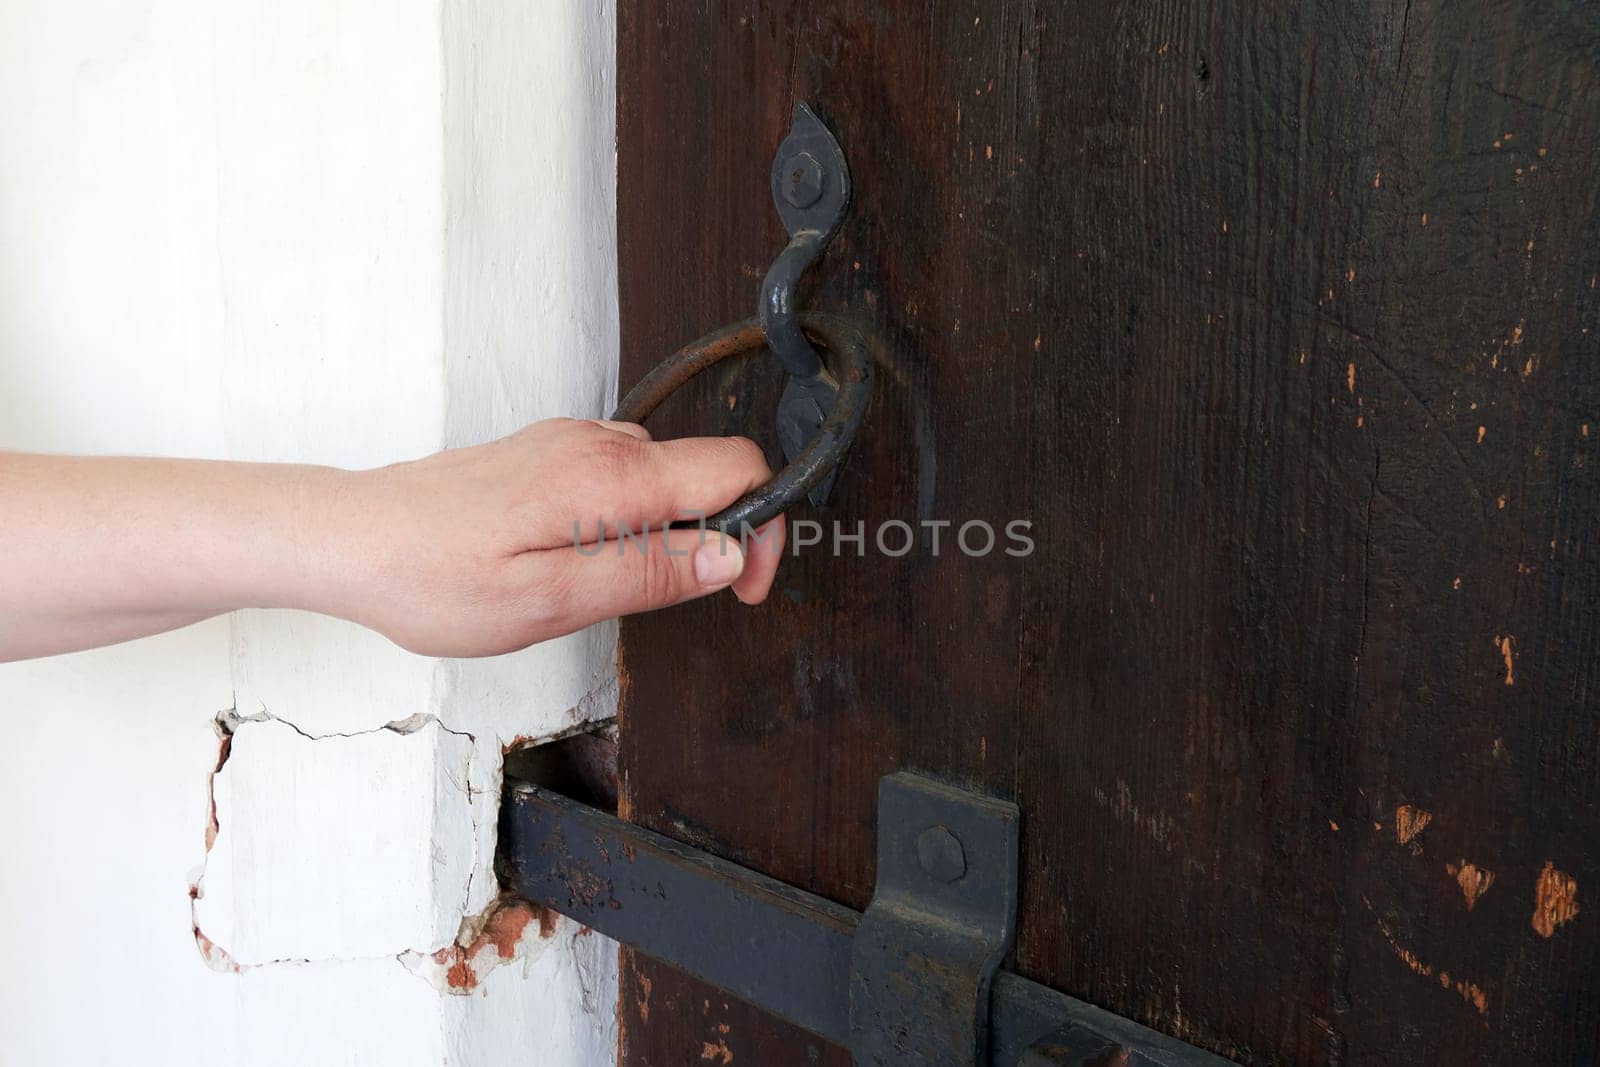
0,418,785,663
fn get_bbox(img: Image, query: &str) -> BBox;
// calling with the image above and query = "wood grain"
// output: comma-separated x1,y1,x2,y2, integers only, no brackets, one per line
617,3,1600,1063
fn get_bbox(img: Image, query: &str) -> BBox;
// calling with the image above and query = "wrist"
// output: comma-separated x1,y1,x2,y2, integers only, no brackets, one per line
266,463,379,621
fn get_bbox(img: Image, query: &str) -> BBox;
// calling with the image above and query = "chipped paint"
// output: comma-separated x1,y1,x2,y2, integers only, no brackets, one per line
1373,916,1489,1017
1532,862,1578,938
1446,861,1496,910
1494,635,1515,685
193,925,242,975
399,897,558,994
1438,971,1490,1015
1396,805,1433,845
204,720,234,853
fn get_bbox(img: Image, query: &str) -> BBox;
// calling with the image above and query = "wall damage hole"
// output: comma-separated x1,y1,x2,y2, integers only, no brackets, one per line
400,896,559,994
503,723,618,814
202,708,254,855
404,725,621,994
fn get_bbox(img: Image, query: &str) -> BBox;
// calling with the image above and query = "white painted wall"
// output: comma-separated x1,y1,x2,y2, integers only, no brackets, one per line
0,1,618,1063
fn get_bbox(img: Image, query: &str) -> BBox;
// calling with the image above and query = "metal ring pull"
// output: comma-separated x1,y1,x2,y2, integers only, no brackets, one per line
611,313,873,534
611,102,871,534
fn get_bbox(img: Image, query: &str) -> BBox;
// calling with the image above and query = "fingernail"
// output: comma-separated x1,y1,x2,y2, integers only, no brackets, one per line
693,538,744,587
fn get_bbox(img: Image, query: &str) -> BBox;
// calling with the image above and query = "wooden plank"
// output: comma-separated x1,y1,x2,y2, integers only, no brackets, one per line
616,2,1600,1063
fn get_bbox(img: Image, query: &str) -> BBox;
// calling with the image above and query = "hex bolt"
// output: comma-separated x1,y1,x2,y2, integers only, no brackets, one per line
915,825,966,883
782,152,825,208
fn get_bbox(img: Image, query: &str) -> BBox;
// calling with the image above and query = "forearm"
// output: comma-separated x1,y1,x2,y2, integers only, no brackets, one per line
0,453,356,660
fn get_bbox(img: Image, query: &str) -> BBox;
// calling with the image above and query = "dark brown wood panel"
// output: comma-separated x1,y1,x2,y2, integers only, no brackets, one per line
616,3,1600,1064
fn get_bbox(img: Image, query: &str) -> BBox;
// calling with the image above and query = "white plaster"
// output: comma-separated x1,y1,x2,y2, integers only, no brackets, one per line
0,627,240,1066
212,0,624,950
213,0,447,471
0,0,620,1059
0,2,237,1061
444,918,620,1066
229,613,439,738
0,0,225,459
208,0,624,1059
237,958,446,1067
434,0,622,931
213,0,450,745
0,0,227,454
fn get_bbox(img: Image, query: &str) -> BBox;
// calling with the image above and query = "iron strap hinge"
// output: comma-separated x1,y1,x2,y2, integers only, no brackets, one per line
498,773,1231,1066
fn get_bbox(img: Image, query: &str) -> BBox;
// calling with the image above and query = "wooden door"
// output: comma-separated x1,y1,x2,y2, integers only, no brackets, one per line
614,3,1600,1063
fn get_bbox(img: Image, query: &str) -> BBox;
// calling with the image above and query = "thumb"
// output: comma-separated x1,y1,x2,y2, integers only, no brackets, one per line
540,529,746,628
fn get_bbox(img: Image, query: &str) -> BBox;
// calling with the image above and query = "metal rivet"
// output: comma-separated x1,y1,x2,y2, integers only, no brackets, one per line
915,825,966,883
782,151,825,208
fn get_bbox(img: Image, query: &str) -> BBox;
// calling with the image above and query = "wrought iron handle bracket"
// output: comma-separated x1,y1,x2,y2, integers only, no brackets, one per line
612,102,870,533
764,102,852,505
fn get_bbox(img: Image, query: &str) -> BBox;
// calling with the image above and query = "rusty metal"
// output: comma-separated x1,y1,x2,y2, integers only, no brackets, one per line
1016,1023,1132,1065
498,777,856,1042
611,312,873,534
498,778,1231,1066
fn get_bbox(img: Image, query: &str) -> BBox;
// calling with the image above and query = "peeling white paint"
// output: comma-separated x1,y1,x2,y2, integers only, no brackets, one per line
399,898,554,993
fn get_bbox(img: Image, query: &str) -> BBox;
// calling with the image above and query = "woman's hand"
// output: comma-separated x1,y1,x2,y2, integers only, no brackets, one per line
326,418,785,656
0,419,786,661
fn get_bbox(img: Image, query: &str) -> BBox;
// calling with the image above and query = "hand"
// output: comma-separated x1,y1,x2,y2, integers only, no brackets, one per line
0,419,785,661
321,418,786,657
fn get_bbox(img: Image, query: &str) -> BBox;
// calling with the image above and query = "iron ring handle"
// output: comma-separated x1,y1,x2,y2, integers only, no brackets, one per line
611,313,874,534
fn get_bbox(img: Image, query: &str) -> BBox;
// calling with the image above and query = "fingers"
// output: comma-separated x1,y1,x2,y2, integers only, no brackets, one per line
544,431,774,546
524,528,752,633
562,422,785,605
591,419,651,442
730,516,785,604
